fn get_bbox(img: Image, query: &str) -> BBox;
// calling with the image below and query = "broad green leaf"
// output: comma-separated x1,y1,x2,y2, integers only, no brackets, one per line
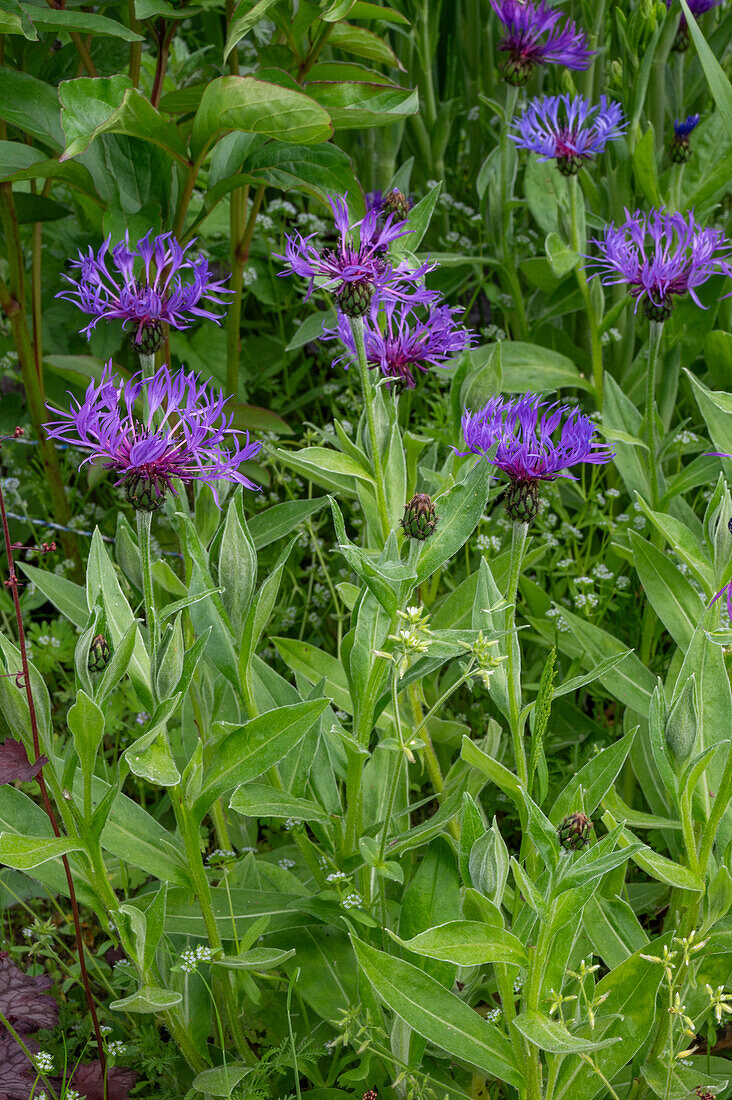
224,0,282,60
192,76,332,158
193,700,329,820
552,608,655,716
212,947,296,971
390,183,441,259
0,833,84,869
230,782,332,825
304,80,418,130
110,986,183,1013
629,530,705,650
514,1010,620,1053
247,498,328,550
632,125,661,205
602,374,650,499
28,8,144,41
0,66,63,150
686,368,732,457
583,895,648,969
392,920,528,967
60,76,188,162
461,736,524,813
67,690,105,784
416,461,492,585
328,21,403,69
461,342,592,394
602,813,704,891
352,937,522,1088
192,1065,252,1095
272,638,352,714
272,445,373,494
549,726,637,825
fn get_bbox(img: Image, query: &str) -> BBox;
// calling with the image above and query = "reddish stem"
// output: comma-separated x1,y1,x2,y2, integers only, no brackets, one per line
0,479,108,1087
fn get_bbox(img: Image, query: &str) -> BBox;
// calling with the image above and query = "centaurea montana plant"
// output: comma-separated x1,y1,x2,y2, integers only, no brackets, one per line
58,231,231,355
459,392,615,524
323,299,474,390
489,0,594,85
279,194,437,538
509,94,625,176
670,114,700,162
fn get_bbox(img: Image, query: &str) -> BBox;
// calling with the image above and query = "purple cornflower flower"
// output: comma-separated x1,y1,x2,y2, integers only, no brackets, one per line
670,114,700,162
458,393,615,522
276,194,436,318
324,299,474,389
584,209,732,321
510,94,625,176
44,362,261,510
490,0,594,85
58,231,231,354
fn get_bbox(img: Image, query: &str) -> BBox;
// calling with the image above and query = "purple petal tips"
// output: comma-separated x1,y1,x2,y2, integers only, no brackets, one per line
510,94,625,175
584,208,732,321
490,0,594,84
44,362,262,509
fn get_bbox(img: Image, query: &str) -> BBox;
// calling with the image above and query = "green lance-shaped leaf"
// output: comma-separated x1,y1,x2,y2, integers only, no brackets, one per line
514,1010,621,1054
351,937,523,1089
391,920,528,967
60,76,189,162
192,699,329,821
0,833,85,870
415,460,492,585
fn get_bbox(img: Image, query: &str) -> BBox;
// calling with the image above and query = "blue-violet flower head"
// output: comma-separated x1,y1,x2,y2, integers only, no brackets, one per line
44,362,261,510
510,94,625,175
674,114,700,139
584,208,732,321
324,299,474,389
667,0,725,50
670,114,700,162
490,0,594,84
58,232,231,353
458,393,615,522
277,194,436,318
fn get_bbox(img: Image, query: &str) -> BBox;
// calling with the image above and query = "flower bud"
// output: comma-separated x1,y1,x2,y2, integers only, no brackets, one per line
665,675,699,765
338,279,375,318
401,493,439,540
88,633,111,673
134,319,164,355
504,478,541,524
672,21,690,52
383,189,410,219
558,812,593,851
363,1091,378,1100
125,473,166,512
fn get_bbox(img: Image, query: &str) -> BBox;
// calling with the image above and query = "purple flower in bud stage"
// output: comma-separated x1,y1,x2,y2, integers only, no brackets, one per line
666,0,726,51
58,231,231,354
44,362,261,510
324,299,474,389
276,194,436,318
458,393,614,522
670,114,700,162
510,94,625,176
584,209,732,321
490,0,594,85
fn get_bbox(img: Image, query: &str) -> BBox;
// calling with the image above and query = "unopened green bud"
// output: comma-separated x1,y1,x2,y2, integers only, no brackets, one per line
401,493,439,540
504,478,541,524
665,675,699,765
88,633,111,673
558,812,593,851
338,279,374,318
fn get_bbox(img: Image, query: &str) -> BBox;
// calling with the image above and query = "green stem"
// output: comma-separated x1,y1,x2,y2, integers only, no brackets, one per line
644,321,664,509
569,173,604,407
226,184,264,397
136,509,159,682
499,85,529,341
348,315,390,540
171,786,254,1063
506,521,528,786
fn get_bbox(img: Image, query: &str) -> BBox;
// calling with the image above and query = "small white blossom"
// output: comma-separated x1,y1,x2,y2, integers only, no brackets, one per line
342,893,362,909
180,945,214,973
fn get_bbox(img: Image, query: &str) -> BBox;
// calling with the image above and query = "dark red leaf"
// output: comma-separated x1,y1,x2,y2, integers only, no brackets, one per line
0,738,47,785
0,1032,43,1100
0,954,59,1032
70,1061,139,1100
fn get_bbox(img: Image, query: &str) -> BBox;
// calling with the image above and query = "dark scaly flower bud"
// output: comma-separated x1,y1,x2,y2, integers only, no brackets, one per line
557,155,584,176
134,319,164,355
125,473,166,512
501,55,535,85
338,278,375,318
383,189,411,219
672,20,690,52
503,478,541,524
401,493,439,540
363,1091,378,1100
88,634,111,673
558,811,593,850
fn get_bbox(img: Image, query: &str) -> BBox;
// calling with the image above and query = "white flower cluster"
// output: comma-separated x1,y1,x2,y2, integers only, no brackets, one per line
180,945,214,973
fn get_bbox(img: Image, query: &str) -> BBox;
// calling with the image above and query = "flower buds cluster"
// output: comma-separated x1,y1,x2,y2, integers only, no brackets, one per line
401,494,439,540
88,634,111,673
377,606,432,678
557,811,593,850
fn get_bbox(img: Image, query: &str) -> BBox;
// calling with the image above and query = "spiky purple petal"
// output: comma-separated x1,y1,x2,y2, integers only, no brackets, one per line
44,363,261,506
490,0,594,77
510,94,625,165
458,392,615,482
